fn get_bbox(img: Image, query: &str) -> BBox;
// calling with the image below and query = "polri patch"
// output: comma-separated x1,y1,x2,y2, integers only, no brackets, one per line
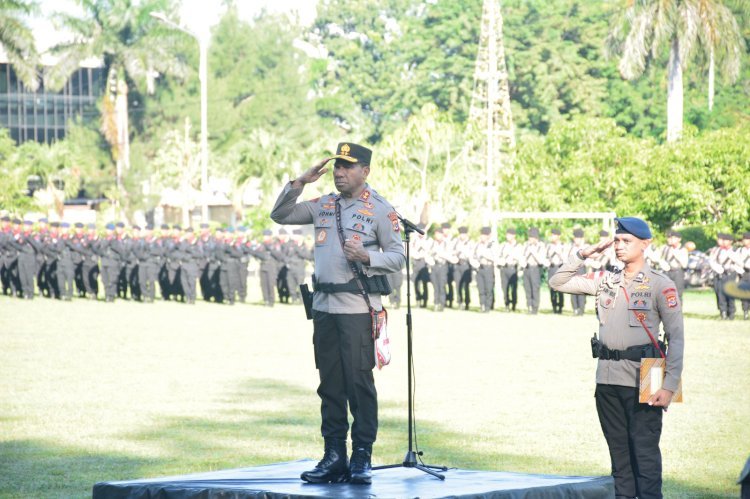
665,293,678,308
388,212,400,232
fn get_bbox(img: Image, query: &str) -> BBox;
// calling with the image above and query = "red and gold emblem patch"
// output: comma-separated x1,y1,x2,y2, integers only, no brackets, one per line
665,293,678,308
316,230,327,245
387,212,400,232
359,190,371,201
352,234,361,241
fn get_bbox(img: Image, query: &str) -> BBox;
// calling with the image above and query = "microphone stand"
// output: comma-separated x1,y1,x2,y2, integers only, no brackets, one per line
373,215,447,480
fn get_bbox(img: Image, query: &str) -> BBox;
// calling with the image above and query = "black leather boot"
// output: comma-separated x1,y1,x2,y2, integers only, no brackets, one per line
349,443,372,485
300,438,349,484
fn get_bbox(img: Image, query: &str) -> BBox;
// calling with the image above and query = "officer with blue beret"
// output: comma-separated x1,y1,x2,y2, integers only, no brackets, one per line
550,216,684,498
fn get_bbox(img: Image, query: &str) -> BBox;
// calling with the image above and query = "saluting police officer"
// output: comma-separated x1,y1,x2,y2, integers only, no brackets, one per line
550,217,684,499
271,142,405,485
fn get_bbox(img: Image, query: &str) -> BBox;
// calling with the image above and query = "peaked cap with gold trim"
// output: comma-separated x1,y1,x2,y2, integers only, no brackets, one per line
332,142,372,165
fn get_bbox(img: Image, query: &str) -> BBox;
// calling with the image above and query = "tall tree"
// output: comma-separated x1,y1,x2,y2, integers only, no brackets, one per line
44,0,185,212
605,0,743,142
695,0,744,111
0,0,39,90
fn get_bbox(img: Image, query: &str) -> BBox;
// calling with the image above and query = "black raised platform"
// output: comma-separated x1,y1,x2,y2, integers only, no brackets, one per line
93,459,614,498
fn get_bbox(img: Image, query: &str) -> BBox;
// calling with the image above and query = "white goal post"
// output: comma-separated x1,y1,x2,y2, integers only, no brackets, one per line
494,211,616,237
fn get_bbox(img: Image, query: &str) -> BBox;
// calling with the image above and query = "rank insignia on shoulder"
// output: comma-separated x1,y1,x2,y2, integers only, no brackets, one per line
359,190,371,201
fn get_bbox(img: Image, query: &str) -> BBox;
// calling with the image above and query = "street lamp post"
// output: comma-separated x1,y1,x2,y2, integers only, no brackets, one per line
151,11,209,223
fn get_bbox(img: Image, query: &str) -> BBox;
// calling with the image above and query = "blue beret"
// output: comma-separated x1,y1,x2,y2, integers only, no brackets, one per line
74,222,84,228
105,223,115,230
262,229,272,236
61,222,70,228
615,217,652,240
115,222,125,228
87,223,96,229
23,220,33,225
238,226,247,232
226,227,235,233
39,218,48,223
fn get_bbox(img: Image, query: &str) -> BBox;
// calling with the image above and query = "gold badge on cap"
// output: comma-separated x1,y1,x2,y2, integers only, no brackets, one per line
340,144,351,156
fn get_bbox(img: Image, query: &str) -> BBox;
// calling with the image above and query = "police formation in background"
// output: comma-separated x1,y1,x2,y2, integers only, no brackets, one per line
2,214,748,319
0,216,314,306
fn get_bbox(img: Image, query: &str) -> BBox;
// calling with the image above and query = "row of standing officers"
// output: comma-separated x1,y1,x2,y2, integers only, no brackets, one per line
0,217,313,306
3,215,748,318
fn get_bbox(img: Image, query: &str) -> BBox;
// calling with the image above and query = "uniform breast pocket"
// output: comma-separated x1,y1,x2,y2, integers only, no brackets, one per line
346,220,375,244
628,298,653,328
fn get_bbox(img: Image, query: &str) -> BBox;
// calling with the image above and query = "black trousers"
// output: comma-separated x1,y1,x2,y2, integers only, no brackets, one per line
666,269,685,301
431,263,448,307
453,263,471,308
500,265,518,310
476,265,495,310
595,384,663,499
714,271,736,318
522,265,541,313
412,260,430,308
312,311,377,445
548,265,564,313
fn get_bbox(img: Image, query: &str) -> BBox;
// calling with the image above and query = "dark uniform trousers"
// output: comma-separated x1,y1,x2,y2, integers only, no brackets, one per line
101,263,120,301
237,259,249,302
259,264,277,305
666,269,685,301
571,266,587,314
412,259,430,308
181,263,199,303
57,260,75,300
522,264,541,313
312,310,377,445
500,265,518,310
431,262,448,307
476,265,495,310
547,265,564,313
453,262,472,309
386,271,403,308
83,257,99,298
287,262,305,302
595,384,663,499
714,271,736,319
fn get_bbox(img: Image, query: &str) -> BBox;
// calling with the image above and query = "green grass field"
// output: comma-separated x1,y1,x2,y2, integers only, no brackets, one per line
1,286,748,498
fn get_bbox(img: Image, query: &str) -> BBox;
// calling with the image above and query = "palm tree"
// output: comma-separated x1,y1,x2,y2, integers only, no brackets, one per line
695,0,743,111
605,0,743,142
44,0,186,207
0,0,39,90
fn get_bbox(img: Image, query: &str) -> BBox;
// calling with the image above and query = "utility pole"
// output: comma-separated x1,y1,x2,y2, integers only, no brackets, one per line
469,0,515,234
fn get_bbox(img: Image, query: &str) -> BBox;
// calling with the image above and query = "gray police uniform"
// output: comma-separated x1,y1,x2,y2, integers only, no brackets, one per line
271,182,404,447
550,253,684,498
